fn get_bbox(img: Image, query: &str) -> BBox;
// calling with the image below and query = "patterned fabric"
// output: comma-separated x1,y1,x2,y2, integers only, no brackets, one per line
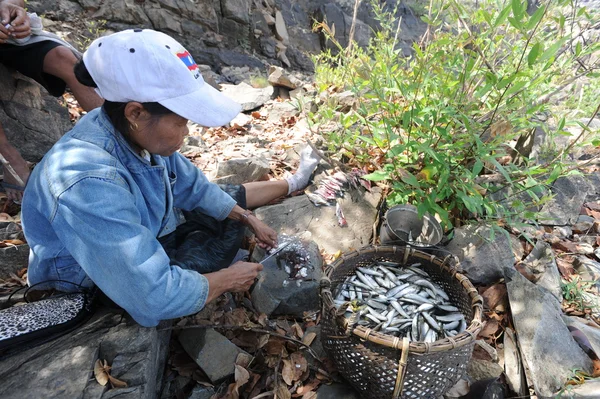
159,184,247,273
0,293,88,352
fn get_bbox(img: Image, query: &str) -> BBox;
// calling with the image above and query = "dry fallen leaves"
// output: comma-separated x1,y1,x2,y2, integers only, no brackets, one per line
94,359,128,389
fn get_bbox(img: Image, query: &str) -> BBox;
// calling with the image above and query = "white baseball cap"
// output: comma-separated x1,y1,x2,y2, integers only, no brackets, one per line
83,29,241,127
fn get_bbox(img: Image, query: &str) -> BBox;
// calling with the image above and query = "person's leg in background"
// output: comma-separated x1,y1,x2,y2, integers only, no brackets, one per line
42,46,102,111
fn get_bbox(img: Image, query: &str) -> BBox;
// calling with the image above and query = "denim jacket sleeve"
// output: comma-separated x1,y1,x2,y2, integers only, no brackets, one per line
167,153,237,220
51,176,209,327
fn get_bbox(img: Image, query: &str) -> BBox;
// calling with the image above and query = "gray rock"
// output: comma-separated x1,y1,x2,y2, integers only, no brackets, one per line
467,359,504,382
220,82,274,112
266,101,299,123
254,188,381,255
0,64,72,163
221,0,250,24
178,328,250,383
553,226,573,238
504,267,593,398
576,242,595,255
503,327,528,397
559,380,600,398
250,240,323,317
523,241,562,302
274,10,289,45
211,157,270,185
444,224,517,285
539,174,593,226
573,215,596,234
563,316,600,361
316,382,360,399
0,309,170,399
573,256,600,284
267,66,302,89
188,385,216,399
0,244,30,279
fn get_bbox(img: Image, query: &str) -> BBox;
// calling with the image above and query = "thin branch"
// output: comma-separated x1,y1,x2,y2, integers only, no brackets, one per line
346,0,361,56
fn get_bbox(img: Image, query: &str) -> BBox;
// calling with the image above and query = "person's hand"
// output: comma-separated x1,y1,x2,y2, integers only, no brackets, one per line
0,3,30,43
204,261,264,303
225,261,264,292
247,216,278,250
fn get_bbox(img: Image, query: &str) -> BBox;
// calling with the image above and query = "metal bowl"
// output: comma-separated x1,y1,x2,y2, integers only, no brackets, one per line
379,204,443,247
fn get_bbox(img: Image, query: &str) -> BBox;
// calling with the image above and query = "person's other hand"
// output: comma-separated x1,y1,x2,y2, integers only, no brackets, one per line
0,3,30,42
225,261,264,292
249,217,278,250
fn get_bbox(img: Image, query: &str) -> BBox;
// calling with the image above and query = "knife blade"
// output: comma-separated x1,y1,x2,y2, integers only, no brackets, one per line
260,241,291,264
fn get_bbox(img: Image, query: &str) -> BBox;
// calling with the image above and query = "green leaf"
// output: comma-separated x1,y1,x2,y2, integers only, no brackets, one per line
526,5,546,31
363,170,390,182
527,43,541,67
575,41,582,56
592,138,600,147
494,5,511,27
546,165,562,184
505,80,527,97
538,39,566,63
557,117,566,132
488,157,512,183
472,160,484,176
511,0,523,19
357,136,376,146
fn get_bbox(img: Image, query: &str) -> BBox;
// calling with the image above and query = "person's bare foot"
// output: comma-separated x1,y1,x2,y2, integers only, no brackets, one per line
0,142,30,202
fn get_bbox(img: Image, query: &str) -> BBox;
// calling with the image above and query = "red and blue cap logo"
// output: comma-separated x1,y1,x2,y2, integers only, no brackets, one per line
176,50,200,79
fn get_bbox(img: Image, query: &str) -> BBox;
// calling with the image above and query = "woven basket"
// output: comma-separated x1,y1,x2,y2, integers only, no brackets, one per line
320,245,484,399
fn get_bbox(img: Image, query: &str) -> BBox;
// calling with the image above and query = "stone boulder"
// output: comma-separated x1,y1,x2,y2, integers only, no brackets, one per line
250,239,323,317
254,187,381,254
538,174,593,226
0,308,170,399
211,157,270,185
505,267,593,397
220,82,274,111
444,224,518,285
0,64,72,163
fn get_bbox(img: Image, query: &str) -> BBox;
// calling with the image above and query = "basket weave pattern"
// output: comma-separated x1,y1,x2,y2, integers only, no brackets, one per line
320,246,484,399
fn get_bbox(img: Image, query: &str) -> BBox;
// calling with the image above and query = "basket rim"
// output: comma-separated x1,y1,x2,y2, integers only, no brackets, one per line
320,245,484,354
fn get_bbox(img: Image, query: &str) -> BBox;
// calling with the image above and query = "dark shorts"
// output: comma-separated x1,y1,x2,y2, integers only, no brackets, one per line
159,184,247,274
0,41,67,96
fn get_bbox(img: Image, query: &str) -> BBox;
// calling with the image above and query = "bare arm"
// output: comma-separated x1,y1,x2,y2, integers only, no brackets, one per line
227,204,278,249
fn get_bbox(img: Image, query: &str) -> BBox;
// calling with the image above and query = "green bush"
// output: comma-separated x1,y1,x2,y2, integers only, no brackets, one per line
311,0,600,229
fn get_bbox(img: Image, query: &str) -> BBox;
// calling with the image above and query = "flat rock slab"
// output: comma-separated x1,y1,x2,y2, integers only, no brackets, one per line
0,244,29,278
505,267,592,398
179,328,250,384
523,241,562,302
255,188,381,254
211,157,270,185
444,224,517,285
250,240,323,317
0,308,170,399
220,82,274,111
539,174,593,226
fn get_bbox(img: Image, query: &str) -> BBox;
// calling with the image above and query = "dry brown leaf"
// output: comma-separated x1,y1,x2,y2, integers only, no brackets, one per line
481,284,507,311
275,382,291,399
94,359,109,386
282,359,295,386
301,332,317,347
478,319,500,341
290,352,308,379
296,379,321,395
264,338,287,356
108,374,128,389
257,334,270,349
292,323,304,339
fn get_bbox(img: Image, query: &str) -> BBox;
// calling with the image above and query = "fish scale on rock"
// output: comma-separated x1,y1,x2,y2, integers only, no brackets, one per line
333,260,467,342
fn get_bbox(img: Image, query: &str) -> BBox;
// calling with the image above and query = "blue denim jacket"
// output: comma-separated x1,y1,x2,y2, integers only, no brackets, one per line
21,109,237,327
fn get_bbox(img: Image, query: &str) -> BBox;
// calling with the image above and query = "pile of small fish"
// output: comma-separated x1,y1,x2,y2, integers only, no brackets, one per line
306,168,369,208
334,261,468,343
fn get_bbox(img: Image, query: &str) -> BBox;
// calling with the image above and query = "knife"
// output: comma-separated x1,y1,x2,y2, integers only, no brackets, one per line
259,241,291,264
